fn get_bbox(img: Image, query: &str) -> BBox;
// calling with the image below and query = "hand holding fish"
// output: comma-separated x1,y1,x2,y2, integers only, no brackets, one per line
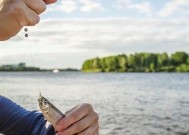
38,94,99,135
0,0,56,40
55,103,99,135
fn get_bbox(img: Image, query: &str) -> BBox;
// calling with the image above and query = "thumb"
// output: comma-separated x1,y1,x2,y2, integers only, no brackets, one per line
43,0,57,4
64,105,78,115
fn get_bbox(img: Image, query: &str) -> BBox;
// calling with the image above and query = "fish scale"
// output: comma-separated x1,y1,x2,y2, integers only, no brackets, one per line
38,93,65,127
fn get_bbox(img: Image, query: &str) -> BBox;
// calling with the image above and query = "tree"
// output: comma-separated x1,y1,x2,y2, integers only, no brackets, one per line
187,57,189,65
105,56,119,72
118,54,128,71
176,64,189,72
171,52,188,66
157,53,169,67
144,53,158,72
82,60,93,71
100,58,106,72
92,57,101,69
82,52,189,72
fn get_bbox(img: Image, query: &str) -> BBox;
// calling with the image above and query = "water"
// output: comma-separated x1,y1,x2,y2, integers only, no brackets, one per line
0,72,189,135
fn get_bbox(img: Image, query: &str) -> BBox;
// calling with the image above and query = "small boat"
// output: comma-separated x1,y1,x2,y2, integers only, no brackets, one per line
53,69,59,73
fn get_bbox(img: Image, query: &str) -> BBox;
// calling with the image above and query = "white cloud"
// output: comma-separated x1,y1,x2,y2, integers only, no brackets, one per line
158,0,189,17
116,0,153,16
79,0,104,12
1,18,189,68
46,0,104,13
60,0,78,13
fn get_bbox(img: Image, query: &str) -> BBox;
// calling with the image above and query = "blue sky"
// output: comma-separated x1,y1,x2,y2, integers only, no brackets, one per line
0,0,189,68
42,0,188,19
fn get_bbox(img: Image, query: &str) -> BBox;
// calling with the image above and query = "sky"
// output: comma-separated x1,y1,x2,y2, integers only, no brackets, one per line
0,0,189,69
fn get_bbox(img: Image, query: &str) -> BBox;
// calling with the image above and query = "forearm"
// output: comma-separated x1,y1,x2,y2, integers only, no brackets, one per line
0,96,55,135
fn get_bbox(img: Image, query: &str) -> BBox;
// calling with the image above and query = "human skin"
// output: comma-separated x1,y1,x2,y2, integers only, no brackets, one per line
0,1,100,134
0,0,56,40
56,103,99,135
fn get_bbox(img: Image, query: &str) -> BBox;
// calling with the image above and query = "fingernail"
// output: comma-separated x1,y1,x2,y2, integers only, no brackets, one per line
55,125,60,131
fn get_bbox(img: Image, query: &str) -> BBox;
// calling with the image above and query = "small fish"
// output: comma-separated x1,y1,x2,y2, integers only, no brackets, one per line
38,93,65,127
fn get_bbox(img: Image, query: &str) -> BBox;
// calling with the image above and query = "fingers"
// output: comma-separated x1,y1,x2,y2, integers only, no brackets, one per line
43,0,57,4
77,123,99,135
56,103,94,131
25,0,46,14
15,4,40,26
64,105,78,115
25,8,40,26
0,0,56,40
15,0,47,26
57,112,99,135
8,0,41,26
55,103,99,135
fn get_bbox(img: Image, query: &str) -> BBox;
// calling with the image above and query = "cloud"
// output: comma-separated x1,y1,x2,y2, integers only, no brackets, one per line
116,0,153,16
46,0,104,13
158,0,189,17
60,0,78,13
79,0,104,12
1,18,189,68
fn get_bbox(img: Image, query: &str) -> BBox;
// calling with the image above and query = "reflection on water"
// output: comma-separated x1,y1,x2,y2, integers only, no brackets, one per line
0,72,189,135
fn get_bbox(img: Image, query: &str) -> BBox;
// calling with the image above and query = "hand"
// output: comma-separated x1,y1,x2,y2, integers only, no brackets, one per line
55,103,99,135
44,0,57,4
0,0,56,40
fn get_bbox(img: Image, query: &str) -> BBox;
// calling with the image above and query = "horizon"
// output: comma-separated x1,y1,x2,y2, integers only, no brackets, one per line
0,0,189,68
0,51,188,69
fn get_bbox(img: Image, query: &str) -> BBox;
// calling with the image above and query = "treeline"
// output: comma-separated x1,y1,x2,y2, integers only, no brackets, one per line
0,63,79,72
82,52,189,72
0,66,41,71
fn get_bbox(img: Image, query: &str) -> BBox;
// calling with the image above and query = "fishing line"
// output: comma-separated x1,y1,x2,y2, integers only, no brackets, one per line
24,28,41,94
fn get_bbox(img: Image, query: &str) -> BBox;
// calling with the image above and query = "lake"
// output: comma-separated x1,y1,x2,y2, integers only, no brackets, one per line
0,72,189,135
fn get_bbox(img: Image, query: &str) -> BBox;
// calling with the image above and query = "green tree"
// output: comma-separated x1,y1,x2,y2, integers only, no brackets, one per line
150,63,155,72
100,58,106,72
127,54,135,71
171,52,188,66
82,60,93,71
187,57,189,65
157,53,169,67
176,64,189,72
144,53,158,72
105,56,119,72
82,52,189,72
92,57,101,70
118,54,128,72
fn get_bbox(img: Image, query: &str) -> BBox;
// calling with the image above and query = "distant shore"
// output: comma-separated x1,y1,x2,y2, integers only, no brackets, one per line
0,64,79,72
82,52,189,73
0,69,80,72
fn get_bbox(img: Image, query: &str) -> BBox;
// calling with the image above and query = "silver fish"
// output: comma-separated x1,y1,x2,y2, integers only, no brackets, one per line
38,93,65,127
